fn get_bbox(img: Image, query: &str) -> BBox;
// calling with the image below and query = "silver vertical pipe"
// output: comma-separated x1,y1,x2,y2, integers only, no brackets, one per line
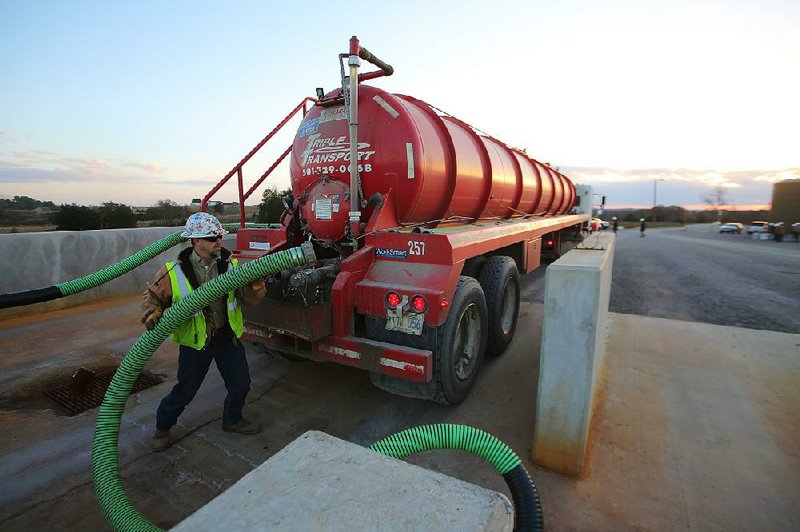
348,56,360,222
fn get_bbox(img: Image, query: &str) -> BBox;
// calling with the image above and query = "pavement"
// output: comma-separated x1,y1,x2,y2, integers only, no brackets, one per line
0,296,798,530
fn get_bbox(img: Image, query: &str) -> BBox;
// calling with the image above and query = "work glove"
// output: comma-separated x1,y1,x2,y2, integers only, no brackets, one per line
250,278,266,296
144,308,163,330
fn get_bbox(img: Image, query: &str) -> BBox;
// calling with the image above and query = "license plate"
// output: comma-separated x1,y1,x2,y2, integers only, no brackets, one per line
385,313,424,335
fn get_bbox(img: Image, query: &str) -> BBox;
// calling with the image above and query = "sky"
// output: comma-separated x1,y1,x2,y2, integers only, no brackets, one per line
1,0,798,209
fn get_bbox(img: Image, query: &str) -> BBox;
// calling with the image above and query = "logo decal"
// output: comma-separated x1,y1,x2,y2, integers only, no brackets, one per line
375,248,408,260
320,106,347,124
299,117,320,137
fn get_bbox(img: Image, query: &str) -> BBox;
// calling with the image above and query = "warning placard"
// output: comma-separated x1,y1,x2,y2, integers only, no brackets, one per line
315,198,332,220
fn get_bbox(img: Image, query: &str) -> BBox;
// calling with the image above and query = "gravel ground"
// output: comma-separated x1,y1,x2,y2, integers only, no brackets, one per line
522,227,800,333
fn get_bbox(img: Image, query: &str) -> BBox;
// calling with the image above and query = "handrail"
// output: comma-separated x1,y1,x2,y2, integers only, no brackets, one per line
243,145,293,204
201,96,317,226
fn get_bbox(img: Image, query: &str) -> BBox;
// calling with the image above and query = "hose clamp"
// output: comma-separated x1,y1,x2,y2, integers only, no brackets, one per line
300,241,317,265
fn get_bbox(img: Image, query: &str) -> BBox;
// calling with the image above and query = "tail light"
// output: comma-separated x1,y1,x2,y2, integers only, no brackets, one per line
546,239,554,247
386,292,401,308
410,295,427,313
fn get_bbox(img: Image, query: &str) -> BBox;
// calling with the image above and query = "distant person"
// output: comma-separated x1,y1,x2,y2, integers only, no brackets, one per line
142,212,267,452
774,222,786,242
639,218,646,237
612,216,619,234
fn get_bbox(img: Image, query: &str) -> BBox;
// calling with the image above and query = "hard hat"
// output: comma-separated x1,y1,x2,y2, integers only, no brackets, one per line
181,212,228,239
612,216,617,220
640,218,645,222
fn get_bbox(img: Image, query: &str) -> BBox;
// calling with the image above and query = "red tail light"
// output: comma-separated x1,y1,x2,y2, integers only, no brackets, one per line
411,295,427,313
546,239,554,247
440,298,449,309
386,292,401,308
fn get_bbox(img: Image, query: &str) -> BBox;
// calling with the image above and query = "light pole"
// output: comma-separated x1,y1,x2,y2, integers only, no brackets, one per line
653,178,664,222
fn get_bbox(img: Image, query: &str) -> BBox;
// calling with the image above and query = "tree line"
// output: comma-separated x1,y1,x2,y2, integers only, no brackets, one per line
0,189,292,231
51,200,195,230
601,205,769,225
9,191,761,230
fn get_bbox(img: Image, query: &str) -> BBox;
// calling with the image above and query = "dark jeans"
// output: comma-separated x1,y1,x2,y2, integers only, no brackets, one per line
156,332,251,431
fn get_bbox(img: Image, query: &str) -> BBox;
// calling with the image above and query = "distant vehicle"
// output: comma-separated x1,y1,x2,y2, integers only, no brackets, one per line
599,220,609,230
747,221,769,234
719,222,744,234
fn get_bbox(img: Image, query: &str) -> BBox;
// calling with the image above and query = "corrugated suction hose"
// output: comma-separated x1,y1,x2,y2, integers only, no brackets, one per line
0,223,263,309
370,424,544,532
92,243,315,532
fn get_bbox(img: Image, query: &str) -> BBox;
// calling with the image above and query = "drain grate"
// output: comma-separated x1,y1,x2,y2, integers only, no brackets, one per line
45,368,164,416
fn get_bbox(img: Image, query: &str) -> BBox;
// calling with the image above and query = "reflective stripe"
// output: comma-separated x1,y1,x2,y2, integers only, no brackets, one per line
227,299,239,312
172,265,192,298
380,357,425,374
171,265,202,317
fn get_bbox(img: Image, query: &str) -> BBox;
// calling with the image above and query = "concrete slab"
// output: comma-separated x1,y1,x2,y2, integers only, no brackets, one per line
173,431,513,531
582,312,800,530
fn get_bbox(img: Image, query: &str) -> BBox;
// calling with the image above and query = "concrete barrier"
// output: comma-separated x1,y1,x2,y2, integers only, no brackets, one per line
172,431,514,531
532,232,615,476
0,227,236,320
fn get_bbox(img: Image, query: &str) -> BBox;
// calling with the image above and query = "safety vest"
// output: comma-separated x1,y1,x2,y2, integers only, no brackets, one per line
166,258,243,349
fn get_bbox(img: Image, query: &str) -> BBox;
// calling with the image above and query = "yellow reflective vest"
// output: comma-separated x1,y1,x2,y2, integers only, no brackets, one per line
166,259,243,349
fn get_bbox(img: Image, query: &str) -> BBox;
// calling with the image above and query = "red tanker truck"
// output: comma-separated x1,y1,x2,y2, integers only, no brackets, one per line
203,37,590,404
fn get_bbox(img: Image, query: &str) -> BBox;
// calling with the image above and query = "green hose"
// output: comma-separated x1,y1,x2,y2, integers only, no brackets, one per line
370,424,544,531
370,423,520,473
0,223,269,309
78,230,541,530
92,243,315,532
59,223,259,296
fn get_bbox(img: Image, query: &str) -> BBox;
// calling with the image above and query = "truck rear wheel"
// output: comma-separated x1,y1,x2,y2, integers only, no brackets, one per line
434,276,488,404
479,256,520,356
368,276,488,405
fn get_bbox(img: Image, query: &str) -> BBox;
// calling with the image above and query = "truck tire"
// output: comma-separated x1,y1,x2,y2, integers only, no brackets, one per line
479,256,520,356
461,255,487,279
433,276,488,404
369,276,488,405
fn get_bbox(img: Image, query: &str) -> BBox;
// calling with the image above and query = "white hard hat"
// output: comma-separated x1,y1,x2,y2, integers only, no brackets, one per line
640,218,645,221
612,216,617,220
181,212,228,239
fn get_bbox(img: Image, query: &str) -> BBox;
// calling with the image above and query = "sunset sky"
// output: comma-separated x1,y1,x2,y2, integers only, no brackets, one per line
1,0,798,209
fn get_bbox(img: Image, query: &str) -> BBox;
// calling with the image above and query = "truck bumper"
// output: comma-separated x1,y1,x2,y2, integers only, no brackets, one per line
243,324,433,383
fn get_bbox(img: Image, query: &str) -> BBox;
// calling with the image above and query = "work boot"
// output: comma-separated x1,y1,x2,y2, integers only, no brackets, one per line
151,429,171,452
222,419,262,435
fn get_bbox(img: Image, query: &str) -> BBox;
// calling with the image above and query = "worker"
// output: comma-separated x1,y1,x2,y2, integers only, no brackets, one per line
142,212,267,452
639,218,646,237
612,216,619,234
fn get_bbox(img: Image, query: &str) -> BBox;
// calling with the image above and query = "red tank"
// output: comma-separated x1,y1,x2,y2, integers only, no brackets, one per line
290,85,575,241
